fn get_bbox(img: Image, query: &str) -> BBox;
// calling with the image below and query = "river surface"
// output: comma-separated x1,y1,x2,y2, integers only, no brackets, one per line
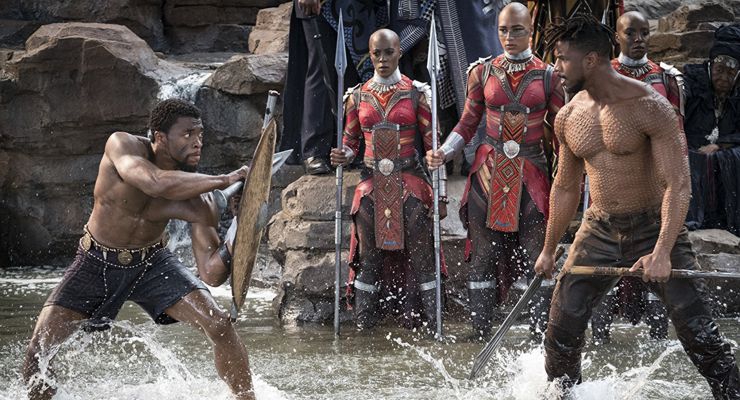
1,267,737,400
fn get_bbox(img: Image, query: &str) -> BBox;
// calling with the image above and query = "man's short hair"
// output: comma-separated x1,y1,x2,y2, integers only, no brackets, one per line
544,14,616,59
149,99,201,140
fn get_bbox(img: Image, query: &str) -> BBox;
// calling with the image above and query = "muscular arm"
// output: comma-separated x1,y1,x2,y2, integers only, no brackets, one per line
643,96,692,254
190,193,230,286
106,132,235,201
542,106,584,254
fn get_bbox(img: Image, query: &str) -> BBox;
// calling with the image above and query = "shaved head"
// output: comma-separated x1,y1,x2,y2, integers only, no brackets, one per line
615,11,650,59
499,2,531,28
498,2,532,55
369,29,401,78
369,29,400,50
616,11,649,32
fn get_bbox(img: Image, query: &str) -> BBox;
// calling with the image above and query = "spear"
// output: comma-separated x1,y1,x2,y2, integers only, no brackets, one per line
568,266,740,280
333,13,347,337
426,15,443,340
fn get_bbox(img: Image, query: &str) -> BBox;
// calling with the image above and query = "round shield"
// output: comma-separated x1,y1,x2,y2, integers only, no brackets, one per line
503,140,520,159
378,158,394,176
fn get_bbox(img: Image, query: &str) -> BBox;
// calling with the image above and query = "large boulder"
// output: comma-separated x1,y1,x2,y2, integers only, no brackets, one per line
248,2,291,54
0,23,169,265
204,53,288,96
689,229,740,255
195,52,288,172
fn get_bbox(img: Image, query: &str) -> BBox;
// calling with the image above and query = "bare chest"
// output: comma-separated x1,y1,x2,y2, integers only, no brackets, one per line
564,105,646,159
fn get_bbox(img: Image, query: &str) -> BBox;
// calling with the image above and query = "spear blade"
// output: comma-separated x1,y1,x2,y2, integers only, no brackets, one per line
335,13,347,76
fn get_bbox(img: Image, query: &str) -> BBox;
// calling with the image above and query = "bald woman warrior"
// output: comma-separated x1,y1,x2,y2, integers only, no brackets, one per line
537,15,739,398
330,29,445,331
427,2,564,338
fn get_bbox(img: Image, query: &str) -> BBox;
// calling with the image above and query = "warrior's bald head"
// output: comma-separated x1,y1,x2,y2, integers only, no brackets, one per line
369,29,400,51
369,29,401,78
498,2,532,55
499,2,531,28
616,11,650,59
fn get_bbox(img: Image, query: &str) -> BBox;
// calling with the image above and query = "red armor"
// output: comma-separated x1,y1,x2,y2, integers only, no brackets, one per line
453,55,564,235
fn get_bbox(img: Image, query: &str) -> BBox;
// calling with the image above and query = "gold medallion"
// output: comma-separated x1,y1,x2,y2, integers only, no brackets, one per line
118,250,133,265
81,233,92,251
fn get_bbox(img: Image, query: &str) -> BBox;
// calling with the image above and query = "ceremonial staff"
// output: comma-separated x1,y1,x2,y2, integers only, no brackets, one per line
426,15,443,339
333,13,347,337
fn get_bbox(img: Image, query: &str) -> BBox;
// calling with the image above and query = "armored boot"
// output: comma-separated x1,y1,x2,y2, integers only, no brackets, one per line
591,287,617,345
418,272,443,333
353,271,382,330
644,291,669,340
467,273,497,338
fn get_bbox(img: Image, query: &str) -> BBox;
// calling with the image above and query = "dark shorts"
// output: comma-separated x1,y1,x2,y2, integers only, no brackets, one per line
45,243,208,325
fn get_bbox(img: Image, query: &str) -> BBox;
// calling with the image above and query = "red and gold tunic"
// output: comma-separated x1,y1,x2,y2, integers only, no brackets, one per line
453,54,564,235
611,58,684,129
344,74,444,269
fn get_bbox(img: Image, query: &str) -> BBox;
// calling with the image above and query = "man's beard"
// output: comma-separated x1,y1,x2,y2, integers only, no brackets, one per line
177,160,197,173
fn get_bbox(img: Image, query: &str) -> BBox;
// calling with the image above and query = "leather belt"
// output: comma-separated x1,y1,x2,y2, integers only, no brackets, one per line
81,226,169,266
482,136,544,160
363,156,418,176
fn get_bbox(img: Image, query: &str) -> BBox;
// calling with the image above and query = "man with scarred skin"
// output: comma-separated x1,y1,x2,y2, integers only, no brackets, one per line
330,29,446,330
23,99,256,400
537,15,740,398
590,10,686,343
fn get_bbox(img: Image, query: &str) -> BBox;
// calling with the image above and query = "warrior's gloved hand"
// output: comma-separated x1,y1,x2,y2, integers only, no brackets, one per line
330,147,350,167
426,149,445,170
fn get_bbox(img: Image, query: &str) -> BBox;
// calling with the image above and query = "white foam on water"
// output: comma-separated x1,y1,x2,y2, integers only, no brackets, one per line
6,320,289,400
158,71,212,102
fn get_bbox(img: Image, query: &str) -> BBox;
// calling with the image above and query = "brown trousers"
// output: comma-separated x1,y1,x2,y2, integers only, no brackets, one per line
545,207,739,399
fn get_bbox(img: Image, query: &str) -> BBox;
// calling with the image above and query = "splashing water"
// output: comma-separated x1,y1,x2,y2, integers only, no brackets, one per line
1,269,733,400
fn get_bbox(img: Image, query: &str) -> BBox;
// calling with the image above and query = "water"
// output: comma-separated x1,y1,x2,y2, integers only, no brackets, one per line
1,267,737,400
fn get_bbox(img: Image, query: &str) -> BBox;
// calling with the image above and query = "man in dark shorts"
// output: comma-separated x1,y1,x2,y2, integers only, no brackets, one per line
23,99,255,400
536,15,740,398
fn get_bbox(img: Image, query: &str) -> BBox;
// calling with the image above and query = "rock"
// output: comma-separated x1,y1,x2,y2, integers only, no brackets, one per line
0,23,168,265
280,173,360,221
689,229,740,255
166,24,252,54
164,2,259,27
0,20,42,47
274,249,352,324
268,211,351,257
194,86,267,171
204,53,288,96
3,0,166,51
626,0,740,21
657,2,734,33
248,2,291,54
649,30,715,61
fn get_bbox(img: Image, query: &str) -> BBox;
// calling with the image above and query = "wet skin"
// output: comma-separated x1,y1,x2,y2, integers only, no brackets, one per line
24,117,256,400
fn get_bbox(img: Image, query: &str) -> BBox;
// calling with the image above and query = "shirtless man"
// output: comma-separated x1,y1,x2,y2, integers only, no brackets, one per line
536,15,739,398
23,99,255,400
